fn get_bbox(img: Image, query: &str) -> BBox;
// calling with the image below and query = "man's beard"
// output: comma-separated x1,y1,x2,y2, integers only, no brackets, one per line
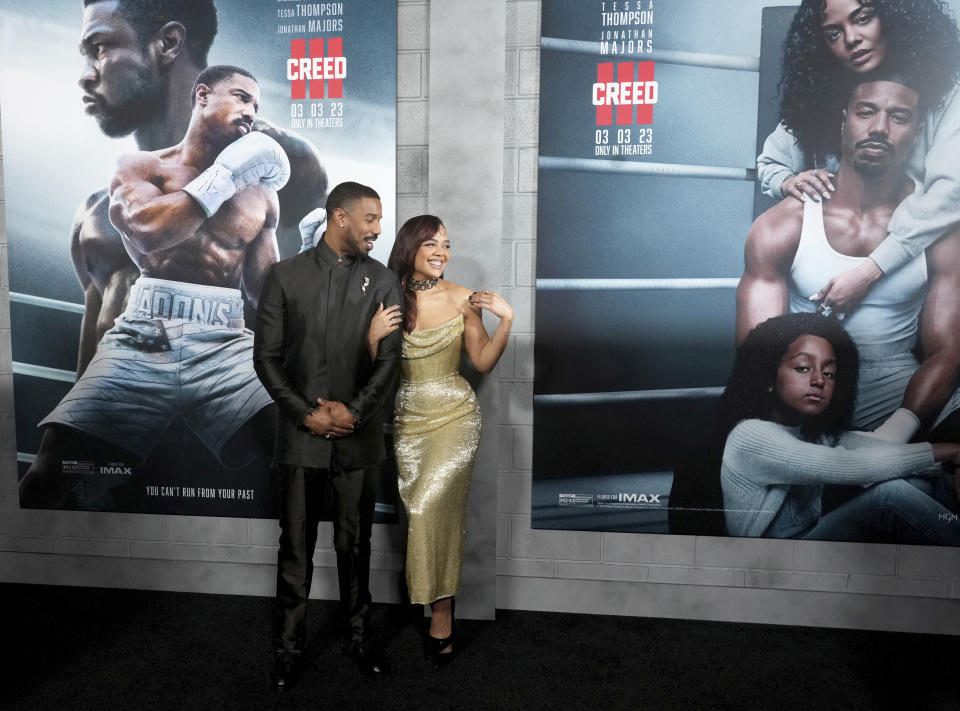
96,66,163,138
851,141,895,178
345,237,368,258
852,155,892,177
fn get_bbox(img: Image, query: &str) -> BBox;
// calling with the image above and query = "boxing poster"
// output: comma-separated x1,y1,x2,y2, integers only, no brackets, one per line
533,0,960,546
0,0,397,517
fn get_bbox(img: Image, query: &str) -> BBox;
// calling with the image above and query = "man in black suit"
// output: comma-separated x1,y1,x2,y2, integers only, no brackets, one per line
253,182,402,690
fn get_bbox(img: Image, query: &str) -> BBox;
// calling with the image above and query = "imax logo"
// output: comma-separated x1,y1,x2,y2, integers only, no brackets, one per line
99,465,133,476
619,493,661,504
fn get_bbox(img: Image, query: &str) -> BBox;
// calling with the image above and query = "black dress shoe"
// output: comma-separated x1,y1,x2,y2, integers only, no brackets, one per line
270,649,302,691
426,632,456,669
343,640,390,679
426,597,457,669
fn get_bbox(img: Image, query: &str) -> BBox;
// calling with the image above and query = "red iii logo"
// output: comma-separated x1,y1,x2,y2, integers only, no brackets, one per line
287,38,347,100
593,61,658,126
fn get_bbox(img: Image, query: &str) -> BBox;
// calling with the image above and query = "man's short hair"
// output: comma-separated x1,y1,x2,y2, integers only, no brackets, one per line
326,182,381,214
191,65,257,106
83,0,218,66
846,68,923,112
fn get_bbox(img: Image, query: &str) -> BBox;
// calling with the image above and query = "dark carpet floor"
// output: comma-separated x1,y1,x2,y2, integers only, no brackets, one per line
2,583,958,710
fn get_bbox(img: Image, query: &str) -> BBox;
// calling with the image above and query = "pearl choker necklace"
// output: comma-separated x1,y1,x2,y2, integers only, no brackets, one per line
410,277,439,291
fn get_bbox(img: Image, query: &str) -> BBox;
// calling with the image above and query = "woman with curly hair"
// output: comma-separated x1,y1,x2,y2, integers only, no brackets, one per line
366,215,512,666
758,0,960,313
720,313,960,542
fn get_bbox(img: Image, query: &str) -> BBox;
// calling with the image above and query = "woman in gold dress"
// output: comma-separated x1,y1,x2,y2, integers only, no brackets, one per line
368,215,512,665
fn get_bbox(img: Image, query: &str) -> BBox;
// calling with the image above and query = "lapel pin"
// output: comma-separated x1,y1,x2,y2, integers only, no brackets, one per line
362,276,370,295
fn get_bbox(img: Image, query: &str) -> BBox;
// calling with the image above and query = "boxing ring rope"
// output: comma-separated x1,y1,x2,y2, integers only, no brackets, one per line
535,274,737,403
538,171,751,389
537,41,759,408
538,156,754,181
12,362,76,383
9,291,82,384
540,37,760,72
8,292,79,464
537,278,740,291
536,275,739,406
9,292,85,314
536,387,725,407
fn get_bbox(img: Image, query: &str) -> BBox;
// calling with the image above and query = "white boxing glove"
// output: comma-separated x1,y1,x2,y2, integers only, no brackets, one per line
183,132,291,217
298,207,326,253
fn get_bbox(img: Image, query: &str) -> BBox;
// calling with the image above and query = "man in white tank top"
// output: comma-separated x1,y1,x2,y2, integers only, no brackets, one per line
738,73,960,442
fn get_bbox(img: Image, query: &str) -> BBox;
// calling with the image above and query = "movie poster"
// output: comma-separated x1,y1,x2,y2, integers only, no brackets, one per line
0,0,397,517
533,0,960,546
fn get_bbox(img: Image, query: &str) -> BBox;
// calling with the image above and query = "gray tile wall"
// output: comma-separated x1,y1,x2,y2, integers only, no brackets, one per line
1,0,958,634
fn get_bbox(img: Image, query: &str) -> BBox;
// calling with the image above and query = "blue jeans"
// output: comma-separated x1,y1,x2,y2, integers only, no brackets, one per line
802,479,960,545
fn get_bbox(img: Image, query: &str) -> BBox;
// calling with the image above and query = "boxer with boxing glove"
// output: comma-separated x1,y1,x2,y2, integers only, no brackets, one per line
20,66,287,508
71,0,327,377
108,66,288,274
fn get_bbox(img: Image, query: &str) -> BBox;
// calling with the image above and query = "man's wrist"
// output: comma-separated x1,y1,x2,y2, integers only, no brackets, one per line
297,406,316,429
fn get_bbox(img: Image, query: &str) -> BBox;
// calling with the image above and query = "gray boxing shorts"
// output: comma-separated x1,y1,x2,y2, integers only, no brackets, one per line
39,277,274,467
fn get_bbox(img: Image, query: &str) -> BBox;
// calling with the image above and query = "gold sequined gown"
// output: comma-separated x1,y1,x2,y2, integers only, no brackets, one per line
394,314,481,604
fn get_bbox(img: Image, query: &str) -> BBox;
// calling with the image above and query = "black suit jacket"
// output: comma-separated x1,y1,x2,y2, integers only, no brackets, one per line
253,245,402,469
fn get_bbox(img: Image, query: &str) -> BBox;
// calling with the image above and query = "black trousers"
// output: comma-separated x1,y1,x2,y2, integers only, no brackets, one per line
274,464,376,651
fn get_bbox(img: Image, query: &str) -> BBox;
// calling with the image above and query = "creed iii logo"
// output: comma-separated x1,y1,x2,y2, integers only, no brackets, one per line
287,38,347,99
593,61,657,125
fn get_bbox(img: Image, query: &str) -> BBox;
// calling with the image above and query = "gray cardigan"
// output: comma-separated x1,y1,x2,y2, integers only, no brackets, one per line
720,419,936,538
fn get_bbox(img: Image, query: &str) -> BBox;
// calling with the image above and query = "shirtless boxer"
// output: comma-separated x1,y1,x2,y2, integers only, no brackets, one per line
73,0,326,373
19,65,287,505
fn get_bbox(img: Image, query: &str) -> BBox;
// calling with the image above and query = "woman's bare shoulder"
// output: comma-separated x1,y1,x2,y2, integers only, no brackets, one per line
441,280,474,301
